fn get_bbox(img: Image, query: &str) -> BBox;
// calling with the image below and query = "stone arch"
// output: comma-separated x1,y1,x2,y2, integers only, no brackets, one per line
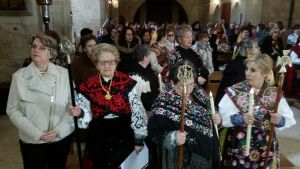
132,0,189,24
119,0,145,22
175,0,192,23
119,0,192,22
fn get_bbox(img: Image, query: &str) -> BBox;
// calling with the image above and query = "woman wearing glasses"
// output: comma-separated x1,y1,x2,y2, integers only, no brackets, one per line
69,43,148,169
6,33,74,169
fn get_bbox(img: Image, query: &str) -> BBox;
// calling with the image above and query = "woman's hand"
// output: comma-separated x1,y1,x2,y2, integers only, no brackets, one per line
270,113,281,125
197,76,206,85
212,113,221,125
176,131,186,145
69,105,82,117
244,113,254,125
134,145,143,154
40,131,58,142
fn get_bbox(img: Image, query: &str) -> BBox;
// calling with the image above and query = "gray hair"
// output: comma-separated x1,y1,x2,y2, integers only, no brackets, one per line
132,44,150,62
175,24,192,41
90,43,120,65
238,38,258,57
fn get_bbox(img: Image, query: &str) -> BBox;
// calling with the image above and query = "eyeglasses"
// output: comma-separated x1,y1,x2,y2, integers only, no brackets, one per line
97,60,117,66
167,34,174,37
31,44,50,51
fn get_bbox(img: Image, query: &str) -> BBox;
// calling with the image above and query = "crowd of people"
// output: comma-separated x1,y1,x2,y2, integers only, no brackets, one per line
6,18,299,169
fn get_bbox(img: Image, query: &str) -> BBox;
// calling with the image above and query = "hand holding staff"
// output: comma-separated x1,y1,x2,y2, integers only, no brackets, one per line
263,55,292,169
177,62,193,169
59,39,83,169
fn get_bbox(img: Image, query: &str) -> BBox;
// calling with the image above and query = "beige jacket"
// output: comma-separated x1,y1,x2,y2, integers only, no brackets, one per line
6,62,74,144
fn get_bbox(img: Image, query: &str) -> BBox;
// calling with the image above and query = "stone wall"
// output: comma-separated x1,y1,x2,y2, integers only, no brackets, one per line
71,0,102,38
261,0,298,28
0,0,104,83
0,0,72,83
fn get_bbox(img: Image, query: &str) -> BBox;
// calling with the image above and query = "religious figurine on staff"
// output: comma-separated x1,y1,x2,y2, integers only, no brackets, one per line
219,53,296,169
148,61,221,169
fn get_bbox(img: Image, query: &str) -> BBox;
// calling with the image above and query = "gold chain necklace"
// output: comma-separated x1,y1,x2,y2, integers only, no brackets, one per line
99,75,113,100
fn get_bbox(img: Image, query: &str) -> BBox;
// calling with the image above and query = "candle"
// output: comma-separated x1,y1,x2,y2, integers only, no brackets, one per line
245,88,254,156
209,91,219,138
158,73,164,91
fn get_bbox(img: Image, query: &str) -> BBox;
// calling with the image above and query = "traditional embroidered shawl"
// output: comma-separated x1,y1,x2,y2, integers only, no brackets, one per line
152,83,214,138
79,71,136,119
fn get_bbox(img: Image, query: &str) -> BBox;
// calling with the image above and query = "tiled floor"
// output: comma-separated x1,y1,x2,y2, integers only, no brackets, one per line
0,101,299,169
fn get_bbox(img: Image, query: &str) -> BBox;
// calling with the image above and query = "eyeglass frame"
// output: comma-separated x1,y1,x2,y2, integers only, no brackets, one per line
96,59,118,66
30,44,51,52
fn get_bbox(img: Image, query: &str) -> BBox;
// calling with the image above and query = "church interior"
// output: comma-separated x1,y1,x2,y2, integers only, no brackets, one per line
0,0,300,168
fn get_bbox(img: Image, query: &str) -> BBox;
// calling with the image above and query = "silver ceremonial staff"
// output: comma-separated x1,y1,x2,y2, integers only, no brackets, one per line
59,39,83,169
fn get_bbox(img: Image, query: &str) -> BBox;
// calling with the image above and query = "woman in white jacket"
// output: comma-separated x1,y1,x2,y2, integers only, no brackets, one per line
6,33,74,169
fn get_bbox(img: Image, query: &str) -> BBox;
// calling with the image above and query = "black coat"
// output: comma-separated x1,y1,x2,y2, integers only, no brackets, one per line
174,46,209,80
215,56,246,105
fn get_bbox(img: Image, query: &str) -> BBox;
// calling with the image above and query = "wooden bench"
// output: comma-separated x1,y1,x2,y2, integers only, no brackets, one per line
206,71,223,98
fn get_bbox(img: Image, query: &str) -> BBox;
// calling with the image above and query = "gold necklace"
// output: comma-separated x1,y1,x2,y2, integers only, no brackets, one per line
99,75,113,100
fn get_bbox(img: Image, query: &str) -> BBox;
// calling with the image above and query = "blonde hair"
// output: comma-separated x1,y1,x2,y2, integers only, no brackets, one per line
244,53,273,75
91,43,120,65
244,54,274,85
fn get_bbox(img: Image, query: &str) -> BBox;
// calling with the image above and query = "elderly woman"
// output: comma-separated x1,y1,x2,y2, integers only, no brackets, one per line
219,54,296,168
6,33,74,169
191,31,214,75
171,24,209,85
129,44,160,112
69,43,148,169
148,61,221,169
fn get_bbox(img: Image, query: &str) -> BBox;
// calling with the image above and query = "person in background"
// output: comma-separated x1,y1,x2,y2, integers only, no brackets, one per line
115,26,141,73
254,23,268,46
140,29,152,45
274,21,288,49
260,27,283,62
232,26,250,60
148,61,221,169
171,24,209,85
129,44,160,169
129,44,160,113
7,33,74,169
191,21,201,44
287,24,300,48
219,53,296,169
71,34,97,88
207,25,219,70
285,42,300,99
215,39,261,105
69,43,148,169
191,31,214,75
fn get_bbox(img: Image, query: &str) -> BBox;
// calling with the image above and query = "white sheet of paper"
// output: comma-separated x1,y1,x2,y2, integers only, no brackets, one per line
120,144,149,169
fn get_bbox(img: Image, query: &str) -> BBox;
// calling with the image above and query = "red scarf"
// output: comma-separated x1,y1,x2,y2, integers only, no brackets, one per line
79,71,136,119
291,45,300,57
